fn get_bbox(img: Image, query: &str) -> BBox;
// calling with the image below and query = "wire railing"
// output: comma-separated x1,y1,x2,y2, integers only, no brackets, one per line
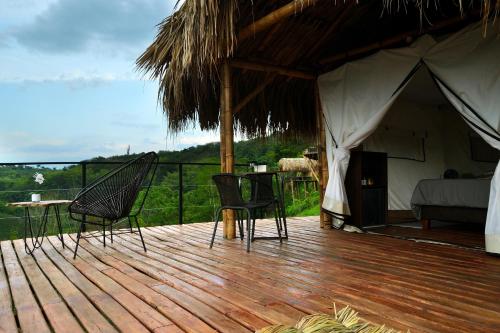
0,160,252,240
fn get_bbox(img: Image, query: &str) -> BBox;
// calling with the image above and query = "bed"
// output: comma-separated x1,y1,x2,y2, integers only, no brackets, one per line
410,179,491,229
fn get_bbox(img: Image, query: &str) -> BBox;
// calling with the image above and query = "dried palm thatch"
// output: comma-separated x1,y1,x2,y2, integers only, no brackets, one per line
256,305,403,333
137,0,497,138
279,157,319,175
137,0,238,132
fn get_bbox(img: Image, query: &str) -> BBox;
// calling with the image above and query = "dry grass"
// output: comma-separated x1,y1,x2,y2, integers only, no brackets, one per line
256,305,403,333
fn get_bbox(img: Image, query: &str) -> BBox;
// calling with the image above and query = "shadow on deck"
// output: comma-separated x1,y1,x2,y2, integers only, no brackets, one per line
1,216,499,332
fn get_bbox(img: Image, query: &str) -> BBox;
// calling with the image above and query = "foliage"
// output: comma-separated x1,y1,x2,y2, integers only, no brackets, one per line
0,137,319,240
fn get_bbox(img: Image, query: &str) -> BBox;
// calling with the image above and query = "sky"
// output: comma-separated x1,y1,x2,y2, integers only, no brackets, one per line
0,0,224,163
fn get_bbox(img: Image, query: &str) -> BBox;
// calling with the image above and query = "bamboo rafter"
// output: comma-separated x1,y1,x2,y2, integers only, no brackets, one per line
230,59,315,80
234,75,276,114
239,0,319,41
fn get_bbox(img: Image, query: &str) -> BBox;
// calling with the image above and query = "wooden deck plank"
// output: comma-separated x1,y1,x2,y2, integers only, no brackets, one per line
188,220,497,315
0,242,18,333
78,236,268,332
149,224,441,332
110,233,311,320
65,235,237,333
40,238,151,333
11,240,85,333
80,233,301,326
0,241,51,333
123,229,437,332
46,237,180,333
153,224,446,332
171,221,500,332
3,217,500,333
24,240,119,333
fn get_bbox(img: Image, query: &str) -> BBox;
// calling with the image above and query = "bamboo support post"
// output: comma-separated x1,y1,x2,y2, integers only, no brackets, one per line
220,62,236,239
315,81,331,228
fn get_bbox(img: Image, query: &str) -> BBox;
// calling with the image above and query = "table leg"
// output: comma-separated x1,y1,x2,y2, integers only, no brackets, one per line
33,206,49,250
55,205,65,249
24,207,30,254
24,206,48,255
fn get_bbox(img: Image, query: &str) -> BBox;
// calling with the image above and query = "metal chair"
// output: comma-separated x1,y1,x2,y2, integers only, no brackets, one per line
246,172,288,240
69,152,158,259
210,173,282,252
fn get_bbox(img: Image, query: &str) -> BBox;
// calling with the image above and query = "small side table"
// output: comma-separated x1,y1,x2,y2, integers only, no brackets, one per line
7,200,72,255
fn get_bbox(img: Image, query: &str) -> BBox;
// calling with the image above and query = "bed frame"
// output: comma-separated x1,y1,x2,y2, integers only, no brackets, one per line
419,205,487,229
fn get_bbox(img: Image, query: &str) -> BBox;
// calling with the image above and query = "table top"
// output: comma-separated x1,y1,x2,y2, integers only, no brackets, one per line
7,200,73,208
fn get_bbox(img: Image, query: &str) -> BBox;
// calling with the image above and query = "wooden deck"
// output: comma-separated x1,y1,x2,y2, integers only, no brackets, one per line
1,216,500,333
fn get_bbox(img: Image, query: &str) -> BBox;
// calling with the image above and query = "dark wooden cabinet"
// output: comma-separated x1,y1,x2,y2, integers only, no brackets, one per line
345,151,388,228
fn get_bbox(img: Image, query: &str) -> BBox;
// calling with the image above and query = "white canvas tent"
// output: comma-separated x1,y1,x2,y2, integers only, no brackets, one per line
318,22,500,254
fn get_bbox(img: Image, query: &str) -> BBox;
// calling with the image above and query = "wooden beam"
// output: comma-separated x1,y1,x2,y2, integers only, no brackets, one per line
220,62,236,240
234,75,275,114
230,59,315,80
319,14,474,66
315,81,331,228
239,0,318,41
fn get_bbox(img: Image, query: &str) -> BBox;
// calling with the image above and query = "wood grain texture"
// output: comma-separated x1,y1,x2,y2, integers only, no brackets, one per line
0,217,499,333
1,241,51,333
0,243,17,333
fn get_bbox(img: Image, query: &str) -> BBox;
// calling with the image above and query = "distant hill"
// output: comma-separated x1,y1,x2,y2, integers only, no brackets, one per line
86,136,310,167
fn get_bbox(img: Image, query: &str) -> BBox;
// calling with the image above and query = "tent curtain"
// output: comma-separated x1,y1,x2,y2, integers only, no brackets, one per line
424,23,500,253
318,22,500,253
319,36,436,226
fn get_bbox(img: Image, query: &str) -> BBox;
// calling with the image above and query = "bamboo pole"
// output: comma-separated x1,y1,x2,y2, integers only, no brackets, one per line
221,62,236,239
219,69,228,236
220,93,227,174
315,81,331,228
239,0,318,41
231,59,315,80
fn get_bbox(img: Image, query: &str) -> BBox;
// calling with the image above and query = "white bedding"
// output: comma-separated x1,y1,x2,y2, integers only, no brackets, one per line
410,179,491,220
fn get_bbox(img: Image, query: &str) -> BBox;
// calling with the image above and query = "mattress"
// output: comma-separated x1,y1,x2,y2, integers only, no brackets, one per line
410,179,491,220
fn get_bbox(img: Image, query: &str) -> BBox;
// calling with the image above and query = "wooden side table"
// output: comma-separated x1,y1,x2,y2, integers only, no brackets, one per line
7,200,72,254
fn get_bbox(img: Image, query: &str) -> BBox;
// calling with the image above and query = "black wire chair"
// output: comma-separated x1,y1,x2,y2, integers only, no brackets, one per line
68,152,158,259
245,172,288,240
210,173,282,252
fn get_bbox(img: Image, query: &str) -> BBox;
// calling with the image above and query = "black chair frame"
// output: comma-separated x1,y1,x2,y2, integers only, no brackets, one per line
210,173,282,252
245,172,288,241
69,152,158,259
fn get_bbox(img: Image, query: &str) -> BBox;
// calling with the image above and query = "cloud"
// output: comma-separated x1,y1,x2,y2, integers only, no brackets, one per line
11,0,176,54
0,131,161,162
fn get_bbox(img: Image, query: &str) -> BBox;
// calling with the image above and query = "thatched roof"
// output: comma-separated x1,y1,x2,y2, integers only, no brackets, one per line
137,0,498,138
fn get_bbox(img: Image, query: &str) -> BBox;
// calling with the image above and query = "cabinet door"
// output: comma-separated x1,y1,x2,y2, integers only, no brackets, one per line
362,188,385,226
